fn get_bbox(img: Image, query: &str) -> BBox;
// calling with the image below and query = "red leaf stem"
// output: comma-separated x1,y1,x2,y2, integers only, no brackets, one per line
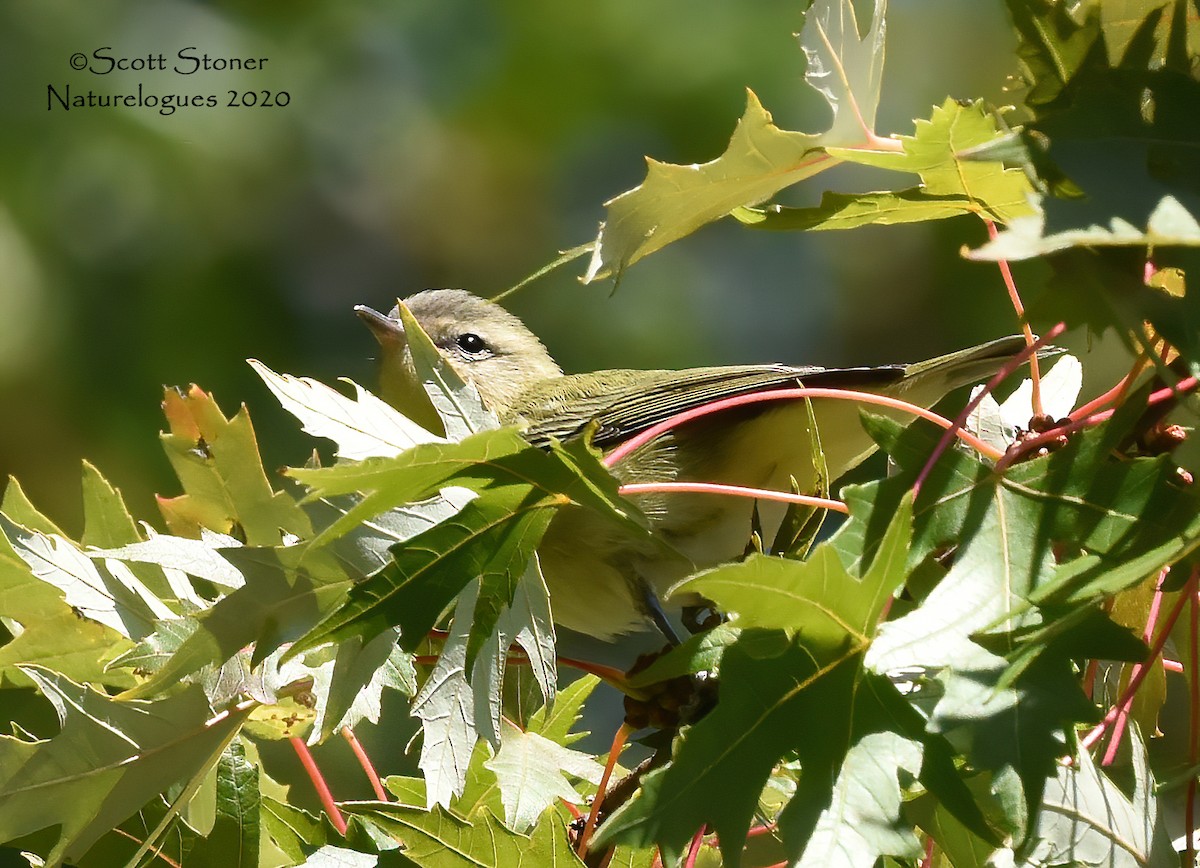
290,736,348,835
985,218,1043,417
618,481,847,514
341,727,388,801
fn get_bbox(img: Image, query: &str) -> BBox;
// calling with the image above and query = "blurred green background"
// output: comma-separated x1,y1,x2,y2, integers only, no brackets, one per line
0,0,1071,531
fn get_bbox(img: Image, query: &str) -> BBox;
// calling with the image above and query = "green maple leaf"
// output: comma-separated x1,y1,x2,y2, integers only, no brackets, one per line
304,627,417,744
0,507,134,688
126,544,352,698
484,720,602,833
598,497,913,865
343,803,585,867
0,513,169,640
740,98,1036,230
289,428,641,554
584,0,889,281
260,795,328,863
0,609,133,691
974,4,1200,261
792,731,923,867
410,559,561,809
844,410,1200,837
184,740,261,867
1,476,65,536
1099,0,1200,73
157,384,312,544
291,487,555,660
0,667,251,865
250,360,443,461
79,460,140,549
1005,0,1104,110
289,434,641,666
1012,727,1172,867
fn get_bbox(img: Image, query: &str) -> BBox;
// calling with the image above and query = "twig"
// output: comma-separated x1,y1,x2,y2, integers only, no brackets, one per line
996,375,1200,473
577,723,633,859
920,833,936,868
1068,353,1152,422
1102,574,1167,766
109,828,183,868
290,736,348,835
341,727,387,801
914,323,1065,496
985,218,1043,416
1080,569,1195,754
604,387,1005,469
618,481,847,514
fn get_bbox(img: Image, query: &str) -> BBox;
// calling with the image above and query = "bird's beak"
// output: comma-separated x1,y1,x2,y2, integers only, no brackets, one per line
354,304,405,344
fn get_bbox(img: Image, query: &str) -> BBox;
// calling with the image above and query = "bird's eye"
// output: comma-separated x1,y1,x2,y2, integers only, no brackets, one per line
456,333,488,355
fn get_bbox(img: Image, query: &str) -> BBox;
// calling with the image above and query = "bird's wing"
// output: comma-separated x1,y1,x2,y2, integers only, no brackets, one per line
511,363,906,450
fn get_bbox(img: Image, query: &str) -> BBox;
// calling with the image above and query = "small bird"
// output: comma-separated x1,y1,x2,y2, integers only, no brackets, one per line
357,289,1028,641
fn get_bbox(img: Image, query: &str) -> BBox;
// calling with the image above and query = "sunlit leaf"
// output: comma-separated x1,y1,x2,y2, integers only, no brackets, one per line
250,360,443,459
157,384,313,544
584,0,889,280
1010,728,1172,867
344,802,585,867
600,500,916,866
0,667,251,864
88,532,244,590
793,732,923,868
741,98,1036,231
306,628,417,744
485,719,602,833
0,514,170,639
411,589,479,809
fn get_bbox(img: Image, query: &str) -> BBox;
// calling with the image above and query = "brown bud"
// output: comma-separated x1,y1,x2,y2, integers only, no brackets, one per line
623,696,651,729
648,706,679,730
1144,422,1188,454
1029,413,1056,433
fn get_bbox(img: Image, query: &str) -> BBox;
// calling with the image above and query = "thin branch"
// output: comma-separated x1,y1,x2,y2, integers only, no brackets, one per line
1069,352,1152,422
914,323,1065,496
1102,575,1168,766
109,827,183,868
997,375,1200,473
619,481,847,514
604,387,1005,470
1082,658,1100,699
985,218,1042,416
577,723,633,859
1080,569,1195,754
920,833,936,868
